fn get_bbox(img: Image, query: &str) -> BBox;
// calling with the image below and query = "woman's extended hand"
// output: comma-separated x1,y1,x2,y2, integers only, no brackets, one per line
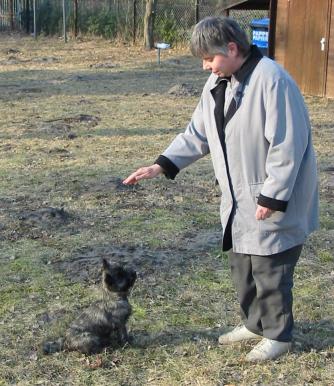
123,164,163,185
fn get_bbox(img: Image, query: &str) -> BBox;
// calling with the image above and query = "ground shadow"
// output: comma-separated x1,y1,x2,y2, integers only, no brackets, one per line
129,326,223,349
294,320,334,353
130,319,334,355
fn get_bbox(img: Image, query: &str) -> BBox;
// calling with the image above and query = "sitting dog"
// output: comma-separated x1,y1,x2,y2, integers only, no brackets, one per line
43,259,137,354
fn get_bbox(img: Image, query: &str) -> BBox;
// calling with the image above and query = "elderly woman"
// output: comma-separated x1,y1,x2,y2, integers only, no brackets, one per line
123,17,318,362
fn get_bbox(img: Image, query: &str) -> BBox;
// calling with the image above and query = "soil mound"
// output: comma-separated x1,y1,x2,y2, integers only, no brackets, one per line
167,83,199,97
32,56,59,63
63,114,100,125
90,61,118,69
19,207,71,228
39,121,72,136
38,114,100,138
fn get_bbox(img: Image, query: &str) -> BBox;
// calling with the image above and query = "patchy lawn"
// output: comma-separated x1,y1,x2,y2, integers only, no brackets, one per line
0,35,333,385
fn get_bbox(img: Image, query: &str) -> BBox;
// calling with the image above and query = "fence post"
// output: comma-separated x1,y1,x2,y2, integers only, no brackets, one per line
195,0,199,24
268,0,277,59
63,0,67,42
9,0,14,30
73,0,78,38
133,0,137,44
25,0,30,34
33,0,36,38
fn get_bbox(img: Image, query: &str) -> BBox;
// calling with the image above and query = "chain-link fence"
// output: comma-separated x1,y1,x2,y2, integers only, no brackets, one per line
0,0,23,30
154,2,268,45
0,0,268,45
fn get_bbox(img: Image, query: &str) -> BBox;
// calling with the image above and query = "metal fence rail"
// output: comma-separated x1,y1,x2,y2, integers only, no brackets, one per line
0,0,267,44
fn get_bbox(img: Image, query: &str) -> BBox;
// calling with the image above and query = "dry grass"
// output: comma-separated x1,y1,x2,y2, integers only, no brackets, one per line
0,34,333,386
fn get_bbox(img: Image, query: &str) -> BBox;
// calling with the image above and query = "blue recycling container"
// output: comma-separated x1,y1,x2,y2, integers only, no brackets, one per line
250,17,269,55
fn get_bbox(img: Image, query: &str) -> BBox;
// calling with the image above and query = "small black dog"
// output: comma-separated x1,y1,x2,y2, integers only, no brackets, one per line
43,259,137,354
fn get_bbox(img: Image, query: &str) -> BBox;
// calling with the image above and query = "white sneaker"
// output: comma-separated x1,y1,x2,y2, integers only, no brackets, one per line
245,338,292,362
218,325,262,345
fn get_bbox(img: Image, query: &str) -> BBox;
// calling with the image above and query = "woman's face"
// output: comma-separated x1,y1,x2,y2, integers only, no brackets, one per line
202,42,241,77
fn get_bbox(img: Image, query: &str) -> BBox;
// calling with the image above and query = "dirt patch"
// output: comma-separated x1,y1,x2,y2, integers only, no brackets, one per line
36,115,99,138
32,56,60,64
0,143,15,151
1,206,83,242
70,74,115,83
52,228,222,284
46,147,72,157
0,207,78,242
56,175,141,202
0,57,22,65
20,87,44,94
188,230,222,251
3,47,21,55
167,83,200,97
37,121,73,138
76,98,94,105
52,244,187,284
62,114,101,125
19,207,72,228
86,176,141,194
90,61,119,69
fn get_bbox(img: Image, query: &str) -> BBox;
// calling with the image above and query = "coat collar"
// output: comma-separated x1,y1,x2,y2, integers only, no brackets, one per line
211,45,263,90
233,45,263,83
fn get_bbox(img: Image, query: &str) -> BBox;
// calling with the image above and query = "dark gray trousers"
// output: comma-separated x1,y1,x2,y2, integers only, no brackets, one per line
228,245,303,342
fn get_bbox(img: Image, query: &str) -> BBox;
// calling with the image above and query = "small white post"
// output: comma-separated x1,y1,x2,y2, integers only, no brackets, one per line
155,42,170,65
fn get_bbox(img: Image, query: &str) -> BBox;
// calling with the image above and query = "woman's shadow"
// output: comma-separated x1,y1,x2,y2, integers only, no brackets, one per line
130,319,334,354
293,319,334,353
130,326,223,349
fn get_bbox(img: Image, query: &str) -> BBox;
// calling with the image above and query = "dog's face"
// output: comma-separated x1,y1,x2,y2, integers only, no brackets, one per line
102,259,137,293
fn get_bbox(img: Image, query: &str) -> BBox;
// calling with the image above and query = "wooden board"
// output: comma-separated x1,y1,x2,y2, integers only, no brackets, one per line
284,0,308,89
302,0,331,95
276,0,331,96
274,0,290,67
326,0,334,98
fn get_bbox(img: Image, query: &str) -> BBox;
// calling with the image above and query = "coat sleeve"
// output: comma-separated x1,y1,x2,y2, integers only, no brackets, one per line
155,95,209,179
258,77,310,211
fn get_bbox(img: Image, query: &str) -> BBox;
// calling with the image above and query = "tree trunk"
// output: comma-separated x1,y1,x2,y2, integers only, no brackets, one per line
9,0,14,30
25,0,30,33
144,0,156,50
73,0,78,37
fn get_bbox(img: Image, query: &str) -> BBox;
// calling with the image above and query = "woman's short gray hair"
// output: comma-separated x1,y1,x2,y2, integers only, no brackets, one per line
190,17,250,58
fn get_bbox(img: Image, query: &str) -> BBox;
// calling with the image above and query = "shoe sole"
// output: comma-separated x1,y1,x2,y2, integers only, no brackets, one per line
218,336,262,345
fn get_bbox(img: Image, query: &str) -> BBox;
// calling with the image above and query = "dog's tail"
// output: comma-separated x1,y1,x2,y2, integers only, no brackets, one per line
42,337,65,354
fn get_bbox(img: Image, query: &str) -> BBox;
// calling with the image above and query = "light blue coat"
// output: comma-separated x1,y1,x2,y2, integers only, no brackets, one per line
162,57,319,255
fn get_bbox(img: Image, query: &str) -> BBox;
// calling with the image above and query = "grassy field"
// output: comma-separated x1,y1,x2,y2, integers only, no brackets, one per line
0,34,333,386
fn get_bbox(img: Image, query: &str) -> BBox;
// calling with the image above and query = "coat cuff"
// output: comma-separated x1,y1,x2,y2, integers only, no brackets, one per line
257,194,288,212
155,155,179,180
